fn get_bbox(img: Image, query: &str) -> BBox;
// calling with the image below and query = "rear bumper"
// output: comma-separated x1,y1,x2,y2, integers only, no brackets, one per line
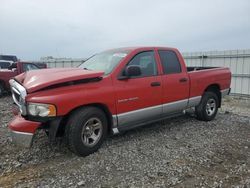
9,115,41,148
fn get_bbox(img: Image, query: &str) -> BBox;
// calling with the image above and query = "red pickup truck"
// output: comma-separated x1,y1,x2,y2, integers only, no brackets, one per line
0,62,46,96
9,47,231,156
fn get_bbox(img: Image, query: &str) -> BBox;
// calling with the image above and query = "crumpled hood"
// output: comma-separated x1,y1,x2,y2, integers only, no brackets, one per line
15,68,104,93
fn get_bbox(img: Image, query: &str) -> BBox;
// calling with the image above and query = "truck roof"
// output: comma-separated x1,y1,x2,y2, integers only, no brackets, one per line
105,46,178,52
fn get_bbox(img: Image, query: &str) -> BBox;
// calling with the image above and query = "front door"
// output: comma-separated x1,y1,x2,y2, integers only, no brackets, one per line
113,51,162,128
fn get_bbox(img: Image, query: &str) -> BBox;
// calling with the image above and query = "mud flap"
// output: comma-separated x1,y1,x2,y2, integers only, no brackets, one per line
48,118,62,143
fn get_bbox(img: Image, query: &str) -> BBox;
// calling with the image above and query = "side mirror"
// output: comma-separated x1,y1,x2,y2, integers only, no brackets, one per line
118,65,141,80
126,65,141,77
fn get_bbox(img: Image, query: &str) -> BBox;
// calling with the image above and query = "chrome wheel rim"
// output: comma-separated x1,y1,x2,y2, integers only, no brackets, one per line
206,98,216,116
81,117,103,147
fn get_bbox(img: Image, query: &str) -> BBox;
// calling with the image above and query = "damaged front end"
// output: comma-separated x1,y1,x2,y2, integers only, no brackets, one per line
8,79,40,147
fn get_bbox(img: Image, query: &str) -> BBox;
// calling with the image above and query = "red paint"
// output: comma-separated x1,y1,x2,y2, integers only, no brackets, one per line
9,115,41,133
0,69,17,90
15,68,104,93
9,47,231,134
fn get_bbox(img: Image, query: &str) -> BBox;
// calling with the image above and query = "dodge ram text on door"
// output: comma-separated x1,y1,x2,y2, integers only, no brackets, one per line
9,47,231,156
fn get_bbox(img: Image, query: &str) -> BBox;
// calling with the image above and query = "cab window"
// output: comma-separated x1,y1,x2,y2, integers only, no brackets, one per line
126,51,157,77
158,50,182,74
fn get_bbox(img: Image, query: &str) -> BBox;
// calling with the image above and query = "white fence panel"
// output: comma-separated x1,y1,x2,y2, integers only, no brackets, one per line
183,49,250,96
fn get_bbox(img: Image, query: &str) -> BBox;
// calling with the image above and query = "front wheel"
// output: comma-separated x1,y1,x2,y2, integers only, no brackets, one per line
195,92,219,121
65,107,108,156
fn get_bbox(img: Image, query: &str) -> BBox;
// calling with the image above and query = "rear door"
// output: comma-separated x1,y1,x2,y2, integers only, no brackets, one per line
157,50,189,114
113,50,162,128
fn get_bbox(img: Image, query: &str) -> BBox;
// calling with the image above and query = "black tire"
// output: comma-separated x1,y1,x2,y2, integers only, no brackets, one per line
65,107,108,156
195,91,219,121
0,83,4,97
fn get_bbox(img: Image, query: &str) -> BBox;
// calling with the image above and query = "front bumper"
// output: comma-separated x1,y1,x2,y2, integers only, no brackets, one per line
9,115,41,148
11,130,34,148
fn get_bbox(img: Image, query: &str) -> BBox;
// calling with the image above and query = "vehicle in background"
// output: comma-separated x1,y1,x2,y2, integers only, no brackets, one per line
8,47,231,156
0,62,46,96
0,55,18,62
0,60,14,69
0,54,47,69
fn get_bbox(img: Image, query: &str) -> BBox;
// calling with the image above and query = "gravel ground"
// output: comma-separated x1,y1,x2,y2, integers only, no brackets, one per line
0,95,249,188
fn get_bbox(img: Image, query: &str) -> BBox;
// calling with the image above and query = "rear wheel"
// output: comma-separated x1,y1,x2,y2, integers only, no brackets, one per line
65,107,108,156
195,91,219,121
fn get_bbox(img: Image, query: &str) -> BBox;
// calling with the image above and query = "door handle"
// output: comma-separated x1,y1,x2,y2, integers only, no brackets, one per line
179,78,188,83
151,82,161,87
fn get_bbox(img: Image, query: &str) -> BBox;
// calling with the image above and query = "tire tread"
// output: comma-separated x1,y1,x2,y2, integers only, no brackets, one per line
65,107,107,156
195,91,219,121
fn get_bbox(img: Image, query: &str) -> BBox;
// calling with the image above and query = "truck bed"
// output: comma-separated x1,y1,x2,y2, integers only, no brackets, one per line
187,66,231,98
187,66,219,72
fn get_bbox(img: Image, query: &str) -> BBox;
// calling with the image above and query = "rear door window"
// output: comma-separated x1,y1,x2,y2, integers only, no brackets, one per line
158,50,182,74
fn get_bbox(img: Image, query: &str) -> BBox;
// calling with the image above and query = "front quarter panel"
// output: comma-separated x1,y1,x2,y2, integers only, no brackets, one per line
25,76,116,116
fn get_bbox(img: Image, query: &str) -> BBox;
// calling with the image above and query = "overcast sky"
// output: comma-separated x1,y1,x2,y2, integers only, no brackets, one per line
0,0,250,60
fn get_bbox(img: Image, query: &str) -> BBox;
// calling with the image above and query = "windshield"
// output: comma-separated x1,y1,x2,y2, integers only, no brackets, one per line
79,50,129,75
22,63,40,72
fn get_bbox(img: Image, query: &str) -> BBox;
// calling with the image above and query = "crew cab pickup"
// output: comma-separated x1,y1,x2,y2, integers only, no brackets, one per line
0,62,46,96
8,47,231,156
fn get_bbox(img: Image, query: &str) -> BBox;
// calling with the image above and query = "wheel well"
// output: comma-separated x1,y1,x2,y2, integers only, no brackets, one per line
204,84,221,107
56,103,113,137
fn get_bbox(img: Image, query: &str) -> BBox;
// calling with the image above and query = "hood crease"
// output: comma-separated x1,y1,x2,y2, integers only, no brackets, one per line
14,68,104,93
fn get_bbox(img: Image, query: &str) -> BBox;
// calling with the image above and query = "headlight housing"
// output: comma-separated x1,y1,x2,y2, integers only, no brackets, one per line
27,103,56,117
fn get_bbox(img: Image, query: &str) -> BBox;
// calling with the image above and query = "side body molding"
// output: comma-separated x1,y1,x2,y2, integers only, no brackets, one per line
117,104,162,128
111,96,202,134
